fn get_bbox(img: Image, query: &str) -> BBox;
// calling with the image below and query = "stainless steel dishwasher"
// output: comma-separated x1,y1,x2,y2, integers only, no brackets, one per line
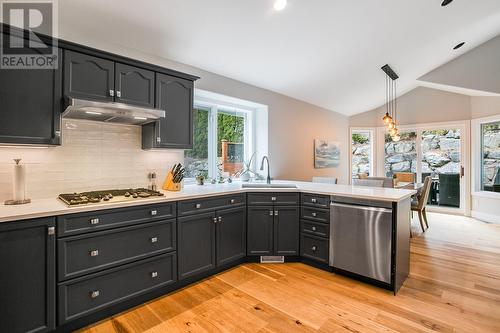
329,196,393,284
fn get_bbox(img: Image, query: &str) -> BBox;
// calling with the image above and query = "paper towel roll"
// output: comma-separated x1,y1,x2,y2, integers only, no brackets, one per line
13,159,26,201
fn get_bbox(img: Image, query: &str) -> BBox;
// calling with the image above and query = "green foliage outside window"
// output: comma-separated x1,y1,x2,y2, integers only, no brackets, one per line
217,112,244,156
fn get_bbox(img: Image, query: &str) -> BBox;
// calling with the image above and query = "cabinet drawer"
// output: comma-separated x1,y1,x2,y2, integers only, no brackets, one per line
178,194,245,216
301,193,330,208
301,207,329,223
58,219,176,280
57,203,176,236
301,220,329,238
58,252,176,324
300,233,329,264
247,193,299,206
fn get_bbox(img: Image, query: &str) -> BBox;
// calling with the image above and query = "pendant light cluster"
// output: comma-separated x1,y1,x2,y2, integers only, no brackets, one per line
381,64,400,142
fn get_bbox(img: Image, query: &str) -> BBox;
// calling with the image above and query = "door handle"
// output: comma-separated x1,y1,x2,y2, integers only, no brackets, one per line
218,216,222,222
116,90,121,98
90,218,99,225
150,237,158,243
109,89,115,97
269,210,274,216
89,250,99,257
274,210,279,216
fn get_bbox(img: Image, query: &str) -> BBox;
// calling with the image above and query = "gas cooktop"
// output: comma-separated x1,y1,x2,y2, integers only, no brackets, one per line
58,188,164,206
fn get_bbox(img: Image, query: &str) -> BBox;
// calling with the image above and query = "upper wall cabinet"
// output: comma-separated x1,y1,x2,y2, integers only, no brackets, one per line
63,50,114,102
142,73,194,149
115,63,155,108
0,33,62,146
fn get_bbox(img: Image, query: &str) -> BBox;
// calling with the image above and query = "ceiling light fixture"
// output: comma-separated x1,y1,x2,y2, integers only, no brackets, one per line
274,0,287,11
453,42,465,50
441,0,454,7
381,64,400,142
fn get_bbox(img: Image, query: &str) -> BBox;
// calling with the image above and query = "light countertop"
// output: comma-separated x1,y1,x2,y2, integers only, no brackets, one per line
0,180,416,224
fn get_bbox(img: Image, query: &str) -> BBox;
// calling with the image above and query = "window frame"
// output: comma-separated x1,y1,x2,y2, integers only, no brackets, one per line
472,115,500,198
185,99,255,181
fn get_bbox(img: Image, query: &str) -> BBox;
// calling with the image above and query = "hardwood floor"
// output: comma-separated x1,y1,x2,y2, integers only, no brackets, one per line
78,213,500,333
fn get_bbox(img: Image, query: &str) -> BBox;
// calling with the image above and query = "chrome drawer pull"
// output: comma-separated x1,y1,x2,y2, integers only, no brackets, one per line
151,210,158,216
195,203,201,209
230,199,235,204
213,217,218,224
311,212,317,217
274,210,279,216
151,271,158,278
311,198,317,203
116,90,121,98
271,196,276,201
89,250,99,257
218,216,222,222
312,246,317,251
312,226,317,231
269,210,274,216
150,237,158,243
109,89,114,97
90,218,99,225
90,290,100,298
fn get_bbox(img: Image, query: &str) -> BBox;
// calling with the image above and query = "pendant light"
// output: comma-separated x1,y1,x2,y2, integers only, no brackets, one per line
381,64,400,142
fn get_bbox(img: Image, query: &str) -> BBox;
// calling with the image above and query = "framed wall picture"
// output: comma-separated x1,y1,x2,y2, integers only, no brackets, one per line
314,139,340,168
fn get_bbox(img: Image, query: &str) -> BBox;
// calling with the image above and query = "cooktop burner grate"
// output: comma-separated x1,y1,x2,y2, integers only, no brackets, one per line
58,188,164,206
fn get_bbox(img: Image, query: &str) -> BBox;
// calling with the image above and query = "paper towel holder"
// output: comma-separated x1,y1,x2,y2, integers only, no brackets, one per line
4,159,31,205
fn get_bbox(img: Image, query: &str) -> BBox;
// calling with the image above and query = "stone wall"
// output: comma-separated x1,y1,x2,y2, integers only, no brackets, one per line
482,125,500,185
384,133,417,176
351,133,371,177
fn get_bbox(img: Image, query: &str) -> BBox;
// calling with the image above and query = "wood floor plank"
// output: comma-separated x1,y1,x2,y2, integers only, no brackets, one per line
78,213,500,333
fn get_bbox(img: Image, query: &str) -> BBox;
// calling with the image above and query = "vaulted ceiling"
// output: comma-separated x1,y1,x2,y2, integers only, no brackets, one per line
59,0,500,115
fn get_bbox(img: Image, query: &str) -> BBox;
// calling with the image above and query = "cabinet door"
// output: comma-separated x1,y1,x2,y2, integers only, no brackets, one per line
142,73,193,149
0,218,55,333
216,207,246,266
178,212,216,280
63,50,114,102
0,37,62,145
247,206,274,256
115,63,154,107
274,206,300,255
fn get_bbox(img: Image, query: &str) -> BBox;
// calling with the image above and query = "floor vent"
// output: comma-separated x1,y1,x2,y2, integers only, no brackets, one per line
260,256,284,264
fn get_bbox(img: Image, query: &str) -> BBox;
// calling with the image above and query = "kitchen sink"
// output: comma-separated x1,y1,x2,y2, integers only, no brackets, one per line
241,183,297,189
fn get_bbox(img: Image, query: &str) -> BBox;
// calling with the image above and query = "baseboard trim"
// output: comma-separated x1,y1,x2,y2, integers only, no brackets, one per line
471,210,500,224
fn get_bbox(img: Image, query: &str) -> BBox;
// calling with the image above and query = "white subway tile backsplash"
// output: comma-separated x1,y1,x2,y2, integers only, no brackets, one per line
0,119,183,201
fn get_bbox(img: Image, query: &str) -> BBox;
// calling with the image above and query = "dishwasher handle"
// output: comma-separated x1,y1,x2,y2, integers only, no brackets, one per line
330,202,392,214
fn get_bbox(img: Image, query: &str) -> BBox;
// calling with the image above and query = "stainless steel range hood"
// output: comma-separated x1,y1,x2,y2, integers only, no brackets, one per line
62,98,165,125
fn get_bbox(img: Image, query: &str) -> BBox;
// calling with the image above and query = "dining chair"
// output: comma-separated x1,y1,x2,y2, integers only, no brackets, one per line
357,173,369,179
312,176,338,184
352,179,385,187
411,176,432,233
394,172,415,184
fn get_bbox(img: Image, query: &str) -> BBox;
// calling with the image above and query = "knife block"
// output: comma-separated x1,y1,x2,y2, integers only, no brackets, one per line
162,171,182,191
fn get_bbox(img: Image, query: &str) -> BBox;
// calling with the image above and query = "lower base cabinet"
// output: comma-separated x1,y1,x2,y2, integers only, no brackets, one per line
0,218,56,333
58,252,176,324
178,206,246,280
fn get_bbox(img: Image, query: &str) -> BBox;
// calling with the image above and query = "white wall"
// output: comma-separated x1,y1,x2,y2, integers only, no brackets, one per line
0,120,183,202
57,31,350,184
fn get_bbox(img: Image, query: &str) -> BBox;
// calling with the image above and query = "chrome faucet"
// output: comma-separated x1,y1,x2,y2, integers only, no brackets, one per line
260,156,271,185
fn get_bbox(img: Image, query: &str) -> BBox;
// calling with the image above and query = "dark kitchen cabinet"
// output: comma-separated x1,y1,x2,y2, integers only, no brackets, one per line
63,50,114,102
0,34,62,145
142,73,194,149
274,206,300,255
216,207,246,266
247,206,274,255
0,217,56,333
115,63,155,107
177,212,216,280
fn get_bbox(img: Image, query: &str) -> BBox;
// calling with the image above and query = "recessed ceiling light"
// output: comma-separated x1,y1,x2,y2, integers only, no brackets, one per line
274,0,287,11
441,0,454,6
453,42,465,50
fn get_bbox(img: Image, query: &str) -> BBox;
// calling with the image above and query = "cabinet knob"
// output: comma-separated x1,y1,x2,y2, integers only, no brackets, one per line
274,210,279,216
230,199,235,204
271,196,276,201
311,212,317,217
156,137,161,143
312,246,317,252
213,217,218,224
218,216,222,222
90,218,99,225
150,237,158,243
116,90,121,98
90,290,100,298
47,226,55,235
151,210,157,216
109,89,115,97
89,250,99,257
151,271,158,278
195,203,202,209
312,226,317,231
311,198,317,203
269,210,274,216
